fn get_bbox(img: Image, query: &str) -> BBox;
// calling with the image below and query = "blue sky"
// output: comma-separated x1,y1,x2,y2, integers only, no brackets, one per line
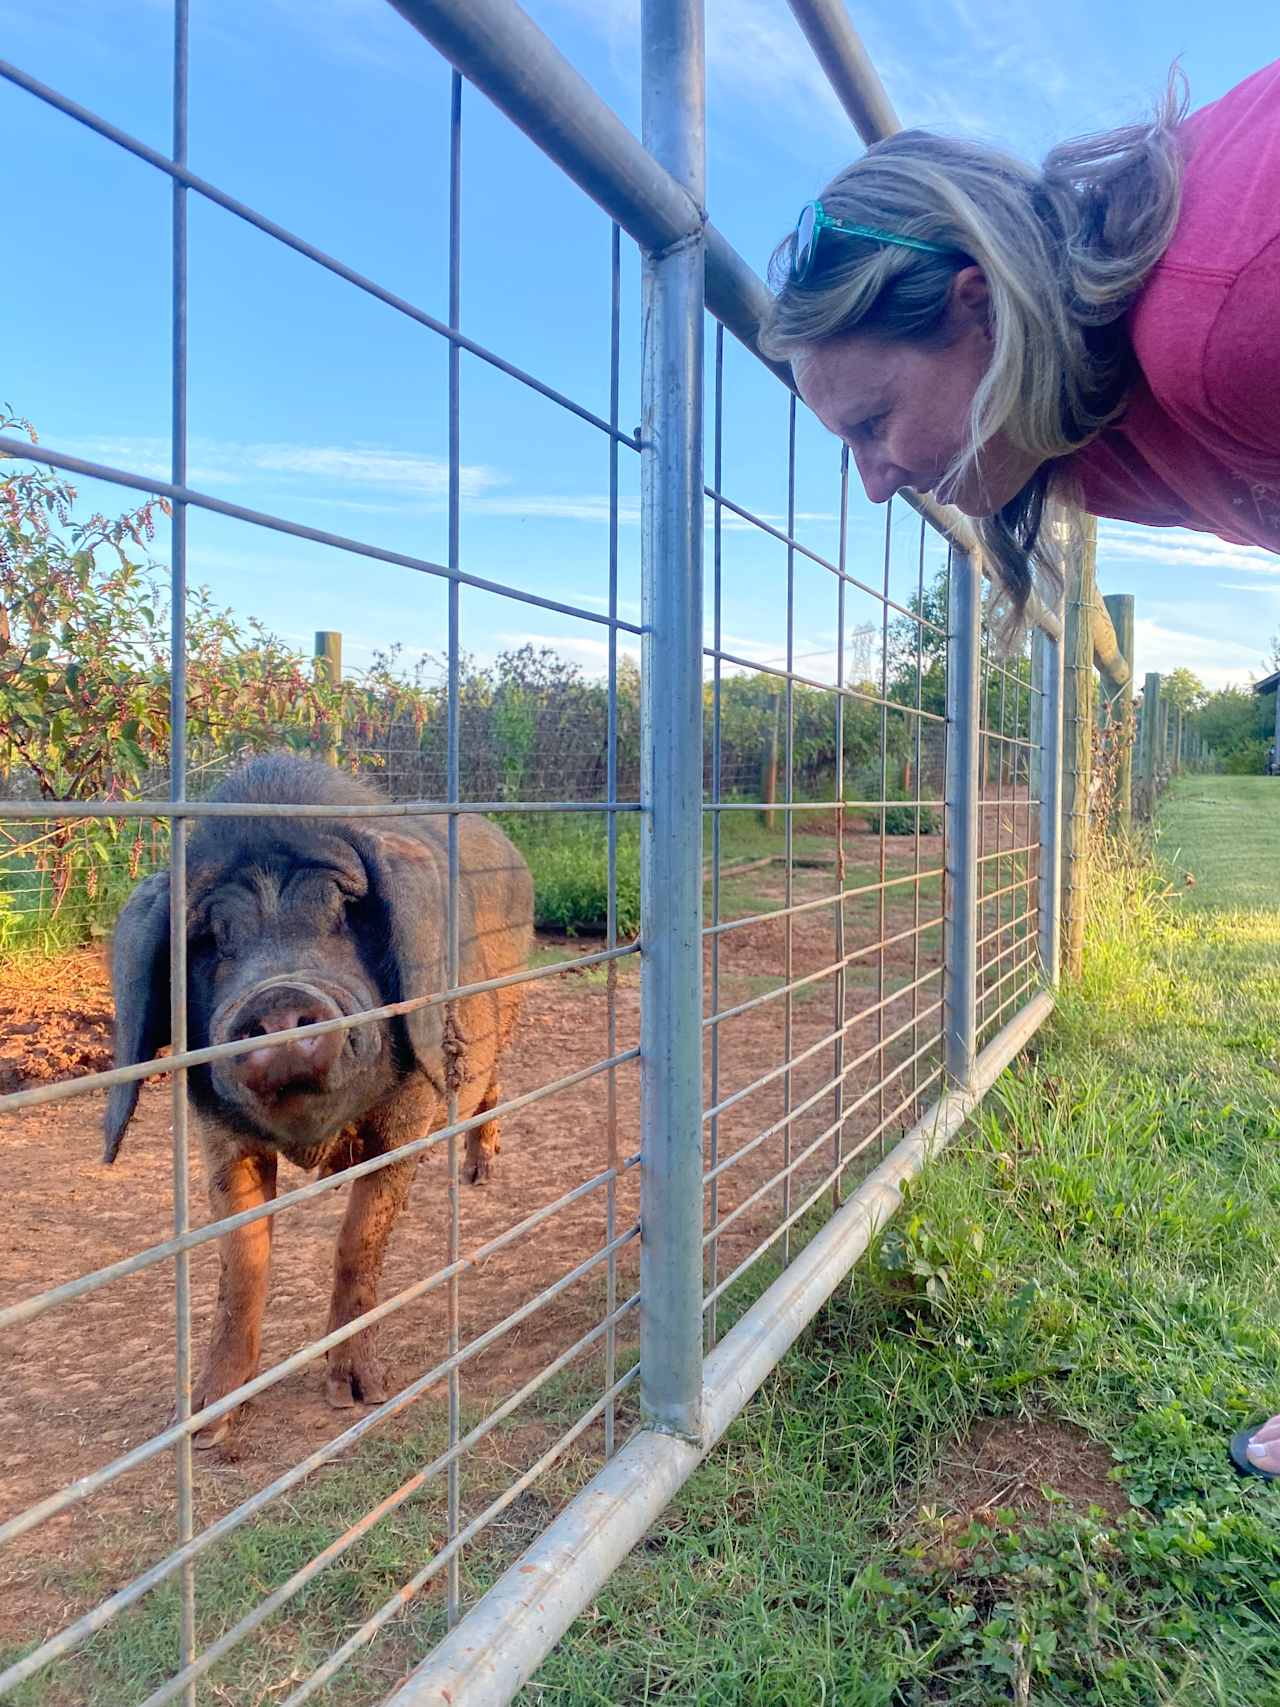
2,0,1276,690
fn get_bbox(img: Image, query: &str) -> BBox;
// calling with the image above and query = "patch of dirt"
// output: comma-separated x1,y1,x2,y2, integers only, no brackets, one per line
912,1416,1132,1555
0,949,114,1093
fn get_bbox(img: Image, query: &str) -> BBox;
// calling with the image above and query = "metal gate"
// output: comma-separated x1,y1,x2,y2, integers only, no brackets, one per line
0,2,1064,1703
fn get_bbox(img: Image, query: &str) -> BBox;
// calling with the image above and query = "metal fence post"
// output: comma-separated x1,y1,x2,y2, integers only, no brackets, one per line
943,547,980,1089
1037,615,1065,989
638,0,705,1442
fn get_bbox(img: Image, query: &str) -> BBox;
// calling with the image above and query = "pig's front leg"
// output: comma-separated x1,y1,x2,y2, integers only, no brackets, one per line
194,1139,278,1448
324,1150,415,1408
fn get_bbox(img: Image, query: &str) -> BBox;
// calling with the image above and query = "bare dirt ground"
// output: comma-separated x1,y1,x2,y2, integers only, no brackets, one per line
0,809,1034,1661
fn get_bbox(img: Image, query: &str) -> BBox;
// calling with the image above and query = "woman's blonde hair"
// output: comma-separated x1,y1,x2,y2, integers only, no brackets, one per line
759,76,1189,626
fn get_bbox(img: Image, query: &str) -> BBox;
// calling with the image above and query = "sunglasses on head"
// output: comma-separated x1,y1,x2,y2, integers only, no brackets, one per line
792,199,961,282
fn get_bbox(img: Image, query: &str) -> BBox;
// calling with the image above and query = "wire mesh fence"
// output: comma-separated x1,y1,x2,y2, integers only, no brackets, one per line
0,3,1064,1704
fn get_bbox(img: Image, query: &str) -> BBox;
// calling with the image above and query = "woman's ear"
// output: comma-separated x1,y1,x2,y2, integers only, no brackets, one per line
950,265,993,339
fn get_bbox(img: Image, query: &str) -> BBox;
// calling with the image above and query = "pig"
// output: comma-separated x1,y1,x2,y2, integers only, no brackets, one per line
105,753,533,1446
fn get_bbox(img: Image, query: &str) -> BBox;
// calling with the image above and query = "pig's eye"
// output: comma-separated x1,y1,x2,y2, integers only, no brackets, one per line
211,915,236,956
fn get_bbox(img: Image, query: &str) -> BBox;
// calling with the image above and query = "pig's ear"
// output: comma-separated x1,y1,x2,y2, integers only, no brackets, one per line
359,827,448,1079
104,871,171,1164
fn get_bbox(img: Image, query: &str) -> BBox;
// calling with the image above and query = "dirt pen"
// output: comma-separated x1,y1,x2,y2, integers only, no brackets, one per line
0,3,1068,1704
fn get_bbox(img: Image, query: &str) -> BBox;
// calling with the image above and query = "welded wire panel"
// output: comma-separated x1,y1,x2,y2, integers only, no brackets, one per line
0,21,651,1704
976,600,1043,1052
699,334,950,1339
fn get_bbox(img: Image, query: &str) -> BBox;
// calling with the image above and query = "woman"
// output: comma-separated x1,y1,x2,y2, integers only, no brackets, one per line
760,59,1279,1474
760,59,1279,631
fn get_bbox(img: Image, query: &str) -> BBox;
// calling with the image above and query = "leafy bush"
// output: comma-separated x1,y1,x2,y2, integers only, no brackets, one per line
503,815,640,937
883,800,939,835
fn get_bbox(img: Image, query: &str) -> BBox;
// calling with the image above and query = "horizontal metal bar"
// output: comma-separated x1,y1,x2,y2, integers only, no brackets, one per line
387,0,701,252
386,991,1054,1707
703,798,945,814
0,437,644,635
1,1293,639,1696
0,1042,639,1331
703,958,941,1126
0,797,643,822
704,996,944,1189
0,61,639,450
0,1215,641,1563
0,946,639,1121
979,729,1039,753
976,843,1039,866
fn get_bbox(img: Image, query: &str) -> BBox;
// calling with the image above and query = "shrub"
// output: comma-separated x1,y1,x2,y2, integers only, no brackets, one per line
502,815,640,937
883,801,939,835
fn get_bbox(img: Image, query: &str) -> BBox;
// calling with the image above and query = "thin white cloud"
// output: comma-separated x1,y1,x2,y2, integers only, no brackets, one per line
1132,616,1263,690
1098,522,1280,577
70,435,504,500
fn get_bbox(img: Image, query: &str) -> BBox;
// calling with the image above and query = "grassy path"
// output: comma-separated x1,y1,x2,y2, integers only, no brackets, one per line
528,777,1280,1705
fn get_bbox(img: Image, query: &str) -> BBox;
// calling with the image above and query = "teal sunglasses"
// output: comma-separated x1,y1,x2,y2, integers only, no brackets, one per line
792,199,960,282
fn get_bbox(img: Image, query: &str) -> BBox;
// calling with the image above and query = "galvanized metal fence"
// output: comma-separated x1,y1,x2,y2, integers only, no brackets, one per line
0,3,1068,1704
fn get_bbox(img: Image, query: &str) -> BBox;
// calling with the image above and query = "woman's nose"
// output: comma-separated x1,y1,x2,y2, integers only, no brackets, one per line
852,447,908,505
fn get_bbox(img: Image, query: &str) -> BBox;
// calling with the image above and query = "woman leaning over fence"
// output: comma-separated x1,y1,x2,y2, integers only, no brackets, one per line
761,60,1279,1470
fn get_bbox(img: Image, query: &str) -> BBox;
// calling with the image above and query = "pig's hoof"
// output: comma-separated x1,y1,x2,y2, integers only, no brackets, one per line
466,1153,497,1186
193,1412,234,1450
326,1354,390,1410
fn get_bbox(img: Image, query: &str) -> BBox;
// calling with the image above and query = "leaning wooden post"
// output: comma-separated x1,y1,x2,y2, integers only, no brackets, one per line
1060,519,1096,979
315,630,342,765
1102,593,1134,834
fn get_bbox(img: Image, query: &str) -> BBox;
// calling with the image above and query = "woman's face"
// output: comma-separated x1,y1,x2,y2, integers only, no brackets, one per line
790,267,1040,517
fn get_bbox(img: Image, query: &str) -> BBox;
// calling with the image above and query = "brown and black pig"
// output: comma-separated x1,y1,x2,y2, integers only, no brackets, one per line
105,753,533,1445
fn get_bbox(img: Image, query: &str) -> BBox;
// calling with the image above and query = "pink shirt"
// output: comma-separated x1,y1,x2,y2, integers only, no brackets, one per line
1066,59,1280,552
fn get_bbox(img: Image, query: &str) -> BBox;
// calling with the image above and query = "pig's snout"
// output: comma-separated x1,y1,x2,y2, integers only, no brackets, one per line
227,983,345,1099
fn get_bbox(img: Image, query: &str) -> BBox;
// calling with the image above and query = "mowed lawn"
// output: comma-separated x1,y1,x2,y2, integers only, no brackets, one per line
527,776,1280,1705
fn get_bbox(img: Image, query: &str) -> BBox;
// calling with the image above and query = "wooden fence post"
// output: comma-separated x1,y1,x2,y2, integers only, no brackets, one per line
315,630,342,765
760,692,780,828
1140,672,1161,810
1101,592,1134,835
1060,518,1096,979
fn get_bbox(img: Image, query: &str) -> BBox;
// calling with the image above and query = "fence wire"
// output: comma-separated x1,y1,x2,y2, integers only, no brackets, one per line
0,5,1062,1703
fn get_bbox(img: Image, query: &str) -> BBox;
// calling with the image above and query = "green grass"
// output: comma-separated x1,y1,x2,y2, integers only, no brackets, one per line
521,776,1280,1704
